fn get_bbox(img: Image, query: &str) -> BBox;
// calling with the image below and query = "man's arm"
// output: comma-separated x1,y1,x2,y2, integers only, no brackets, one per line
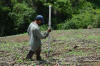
35,29,49,39
27,25,30,35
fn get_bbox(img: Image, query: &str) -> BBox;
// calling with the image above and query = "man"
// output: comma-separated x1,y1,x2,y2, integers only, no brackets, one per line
26,15,51,61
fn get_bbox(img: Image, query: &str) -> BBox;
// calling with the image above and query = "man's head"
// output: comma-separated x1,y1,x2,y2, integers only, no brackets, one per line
35,15,44,25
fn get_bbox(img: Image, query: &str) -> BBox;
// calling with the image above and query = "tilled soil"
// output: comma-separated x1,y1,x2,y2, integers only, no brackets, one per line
0,29,100,66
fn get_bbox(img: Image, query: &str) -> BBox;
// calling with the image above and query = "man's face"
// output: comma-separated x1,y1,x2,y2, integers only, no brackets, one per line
36,20,42,25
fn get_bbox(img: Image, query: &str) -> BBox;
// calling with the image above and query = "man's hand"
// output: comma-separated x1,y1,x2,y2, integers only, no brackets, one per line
47,28,51,32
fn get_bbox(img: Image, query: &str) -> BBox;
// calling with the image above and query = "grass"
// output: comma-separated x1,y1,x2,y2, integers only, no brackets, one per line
0,42,28,51
87,35,100,40
66,50,85,56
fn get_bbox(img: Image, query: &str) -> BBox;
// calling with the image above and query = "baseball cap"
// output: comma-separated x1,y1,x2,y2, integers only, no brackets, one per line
35,15,44,24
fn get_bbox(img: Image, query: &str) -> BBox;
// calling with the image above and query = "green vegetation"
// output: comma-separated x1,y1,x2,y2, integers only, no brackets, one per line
0,0,100,36
67,50,85,56
9,3,36,33
0,42,27,51
0,29,100,65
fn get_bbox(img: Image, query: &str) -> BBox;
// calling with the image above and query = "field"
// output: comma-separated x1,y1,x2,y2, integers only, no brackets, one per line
0,29,100,66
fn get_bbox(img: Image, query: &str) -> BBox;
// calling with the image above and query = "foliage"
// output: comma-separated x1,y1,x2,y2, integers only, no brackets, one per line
87,0,100,6
40,25,48,31
9,3,36,33
0,0,100,36
62,13,93,29
57,23,65,30
60,4,96,29
93,14,100,28
0,0,12,36
53,0,72,15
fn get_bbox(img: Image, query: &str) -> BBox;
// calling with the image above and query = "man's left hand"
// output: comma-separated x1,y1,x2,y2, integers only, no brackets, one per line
47,28,51,32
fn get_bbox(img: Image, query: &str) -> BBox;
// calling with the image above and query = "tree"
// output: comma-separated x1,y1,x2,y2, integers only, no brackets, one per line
0,0,13,36
9,2,36,33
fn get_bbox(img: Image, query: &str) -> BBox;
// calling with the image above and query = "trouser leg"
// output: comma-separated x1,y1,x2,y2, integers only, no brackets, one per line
26,50,34,59
36,48,42,60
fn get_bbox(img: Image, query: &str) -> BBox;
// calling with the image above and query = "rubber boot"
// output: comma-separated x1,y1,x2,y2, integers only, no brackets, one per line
26,50,34,60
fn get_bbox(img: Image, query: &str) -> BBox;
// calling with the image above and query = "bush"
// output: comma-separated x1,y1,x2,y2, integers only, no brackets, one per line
0,0,12,36
62,9,94,29
96,15,100,27
9,3,36,33
40,25,48,31
93,14,100,28
57,23,65,30
59,7,100,30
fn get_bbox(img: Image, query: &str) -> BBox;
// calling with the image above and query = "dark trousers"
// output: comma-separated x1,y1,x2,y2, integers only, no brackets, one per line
36,47,41,60
26,47,41,60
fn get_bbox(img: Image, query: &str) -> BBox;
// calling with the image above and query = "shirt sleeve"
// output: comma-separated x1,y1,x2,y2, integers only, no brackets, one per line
27,25,30,35
35,29,49,39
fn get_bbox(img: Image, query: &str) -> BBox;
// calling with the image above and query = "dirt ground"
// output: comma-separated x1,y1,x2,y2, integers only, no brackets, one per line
0,29,100,66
